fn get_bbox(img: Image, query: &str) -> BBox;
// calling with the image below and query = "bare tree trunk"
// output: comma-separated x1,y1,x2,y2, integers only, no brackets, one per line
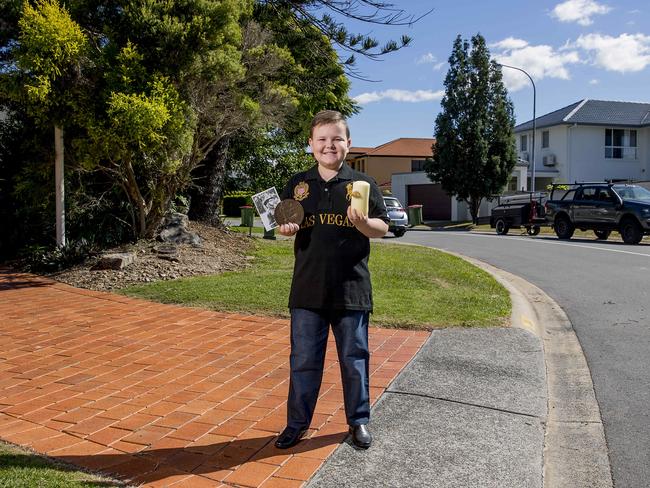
469,197,482,224
54,125,66,247
188,136,230,225
122,159,148,237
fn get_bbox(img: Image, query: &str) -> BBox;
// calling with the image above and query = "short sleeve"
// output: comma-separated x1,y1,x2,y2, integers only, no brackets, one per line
368,178,389,223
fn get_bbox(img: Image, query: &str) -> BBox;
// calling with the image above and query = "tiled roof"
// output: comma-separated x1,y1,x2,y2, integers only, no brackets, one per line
348,147,374,154
515,99,650,132
350,138,435,158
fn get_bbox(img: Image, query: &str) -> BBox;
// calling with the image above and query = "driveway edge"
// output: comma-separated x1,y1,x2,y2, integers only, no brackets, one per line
461,255,614,488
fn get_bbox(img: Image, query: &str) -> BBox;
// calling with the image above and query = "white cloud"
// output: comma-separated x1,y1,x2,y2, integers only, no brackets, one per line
417,53,446,70
551,0,611,26
353,89,444,105
417,53,437,64
491,37,581,91
589,78,599,84
575,33,650,72
490,37,530,50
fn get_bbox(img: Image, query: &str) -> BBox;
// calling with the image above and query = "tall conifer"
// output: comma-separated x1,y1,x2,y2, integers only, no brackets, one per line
426,34,517,223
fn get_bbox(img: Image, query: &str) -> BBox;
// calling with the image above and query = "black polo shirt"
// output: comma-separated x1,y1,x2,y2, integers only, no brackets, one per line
280,163,389,312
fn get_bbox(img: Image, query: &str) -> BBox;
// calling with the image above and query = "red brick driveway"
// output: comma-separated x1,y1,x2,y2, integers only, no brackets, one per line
0,269,428,487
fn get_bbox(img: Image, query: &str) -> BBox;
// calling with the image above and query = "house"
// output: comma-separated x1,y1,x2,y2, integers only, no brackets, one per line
348,137,528,222
514,99,650,190
346,138,435,188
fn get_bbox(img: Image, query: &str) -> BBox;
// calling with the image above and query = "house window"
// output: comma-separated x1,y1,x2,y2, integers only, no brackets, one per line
520,134,528,152
542,130,550,148
411,160,427,172
605,129,637,159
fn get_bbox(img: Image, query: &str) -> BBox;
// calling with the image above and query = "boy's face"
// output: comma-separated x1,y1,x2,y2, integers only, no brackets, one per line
309,121,351,171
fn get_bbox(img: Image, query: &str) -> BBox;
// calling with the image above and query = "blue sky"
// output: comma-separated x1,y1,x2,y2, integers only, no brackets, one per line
343,0,650,148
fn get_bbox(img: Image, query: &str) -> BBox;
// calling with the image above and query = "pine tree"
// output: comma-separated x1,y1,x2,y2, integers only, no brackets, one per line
426,34,517,224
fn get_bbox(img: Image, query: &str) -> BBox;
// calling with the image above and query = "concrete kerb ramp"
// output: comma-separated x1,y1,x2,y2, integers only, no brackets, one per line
463,256,613,488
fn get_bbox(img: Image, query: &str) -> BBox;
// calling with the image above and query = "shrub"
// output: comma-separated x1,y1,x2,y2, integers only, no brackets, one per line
222,192,254,216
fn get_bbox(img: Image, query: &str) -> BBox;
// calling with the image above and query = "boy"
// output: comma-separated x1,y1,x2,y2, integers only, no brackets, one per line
275,110,389,450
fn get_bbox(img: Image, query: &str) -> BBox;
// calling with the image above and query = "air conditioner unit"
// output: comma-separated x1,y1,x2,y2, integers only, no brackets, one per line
543,154,557,166
521,152,529,162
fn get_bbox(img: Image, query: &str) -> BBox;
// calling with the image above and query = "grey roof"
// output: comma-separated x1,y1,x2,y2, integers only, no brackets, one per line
515,99,650,132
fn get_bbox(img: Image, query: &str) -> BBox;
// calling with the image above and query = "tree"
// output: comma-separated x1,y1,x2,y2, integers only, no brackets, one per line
11,0,88,246
3,0,252,239
186,0,429,223
426,34,516,224
1,0,428,252
226,130,314,192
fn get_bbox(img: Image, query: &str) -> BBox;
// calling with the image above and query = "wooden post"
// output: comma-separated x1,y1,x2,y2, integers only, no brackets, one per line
54,125,65,247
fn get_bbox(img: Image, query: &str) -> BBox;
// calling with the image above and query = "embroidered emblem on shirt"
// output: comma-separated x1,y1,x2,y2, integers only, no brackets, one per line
293,181,310,201
346,183,354,201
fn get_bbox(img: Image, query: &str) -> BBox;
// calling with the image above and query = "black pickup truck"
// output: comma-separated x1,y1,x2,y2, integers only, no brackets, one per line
544,182,650,244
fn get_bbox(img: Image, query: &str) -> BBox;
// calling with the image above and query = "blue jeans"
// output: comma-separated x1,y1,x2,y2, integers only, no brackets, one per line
287,308,370,429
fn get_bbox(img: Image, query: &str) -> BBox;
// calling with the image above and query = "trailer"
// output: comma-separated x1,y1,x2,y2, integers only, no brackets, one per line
490,192,547,236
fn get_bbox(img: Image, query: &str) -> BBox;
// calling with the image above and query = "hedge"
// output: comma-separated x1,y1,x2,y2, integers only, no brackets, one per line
222,192,254,216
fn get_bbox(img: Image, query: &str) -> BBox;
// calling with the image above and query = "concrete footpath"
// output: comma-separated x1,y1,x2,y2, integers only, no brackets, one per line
309,327,546,487
0,254,613,487
308,257,613,488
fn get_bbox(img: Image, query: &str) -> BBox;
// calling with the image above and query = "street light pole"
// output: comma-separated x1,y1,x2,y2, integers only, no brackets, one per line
496,63,536,193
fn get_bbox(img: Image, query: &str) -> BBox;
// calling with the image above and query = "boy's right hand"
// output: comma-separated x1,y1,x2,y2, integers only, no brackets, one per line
278,223,300,236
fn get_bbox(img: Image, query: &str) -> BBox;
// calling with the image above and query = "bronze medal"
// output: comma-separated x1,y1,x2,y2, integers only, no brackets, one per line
274,199,304,225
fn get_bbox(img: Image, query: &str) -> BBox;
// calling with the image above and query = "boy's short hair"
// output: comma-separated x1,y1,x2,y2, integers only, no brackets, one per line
310,110,350,138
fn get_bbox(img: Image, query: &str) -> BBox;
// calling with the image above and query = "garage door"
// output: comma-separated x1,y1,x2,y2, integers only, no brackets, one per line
407,183,451,220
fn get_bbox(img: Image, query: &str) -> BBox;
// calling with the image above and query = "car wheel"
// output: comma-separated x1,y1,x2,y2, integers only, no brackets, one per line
620,218,643,244
594,230,611,240
495,218,509,235
554,215,574,239
527,226,541,236
393,228,406,237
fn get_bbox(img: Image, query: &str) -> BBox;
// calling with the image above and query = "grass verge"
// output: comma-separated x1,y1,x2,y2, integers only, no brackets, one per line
0,441,124,487
227,225,264,234
122,239,510,329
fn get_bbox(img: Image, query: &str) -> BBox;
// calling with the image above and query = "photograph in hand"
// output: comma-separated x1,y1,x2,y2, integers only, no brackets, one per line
252,187,281,232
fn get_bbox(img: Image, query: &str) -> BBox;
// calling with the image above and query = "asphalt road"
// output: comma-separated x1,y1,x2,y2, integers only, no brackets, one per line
398,230,650,488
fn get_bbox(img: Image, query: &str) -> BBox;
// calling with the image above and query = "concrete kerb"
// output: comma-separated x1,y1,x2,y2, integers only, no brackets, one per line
458,254,614,488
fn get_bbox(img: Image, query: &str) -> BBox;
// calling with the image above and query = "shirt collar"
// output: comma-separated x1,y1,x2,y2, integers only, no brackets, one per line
305,163,354,182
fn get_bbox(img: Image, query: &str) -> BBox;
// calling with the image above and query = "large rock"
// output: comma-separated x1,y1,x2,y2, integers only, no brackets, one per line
159,212,203,247
91,252,136,271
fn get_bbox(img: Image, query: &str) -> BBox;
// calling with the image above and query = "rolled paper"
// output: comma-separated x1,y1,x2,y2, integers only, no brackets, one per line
351,180,370,215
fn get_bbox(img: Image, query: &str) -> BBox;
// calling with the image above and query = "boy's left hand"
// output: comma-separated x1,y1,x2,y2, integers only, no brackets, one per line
347,205,368,227
347,205,389,238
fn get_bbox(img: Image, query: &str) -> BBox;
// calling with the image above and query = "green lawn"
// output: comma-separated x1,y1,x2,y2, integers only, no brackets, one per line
122,239,510,329
0,441,124,488
228,225,264,234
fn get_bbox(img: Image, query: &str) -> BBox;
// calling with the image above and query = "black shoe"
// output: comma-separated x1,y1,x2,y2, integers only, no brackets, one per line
275,426,308,449
349,424,372,449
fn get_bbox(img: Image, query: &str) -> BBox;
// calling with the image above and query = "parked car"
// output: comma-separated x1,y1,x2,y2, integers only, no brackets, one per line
383,196,408,237
544,182,650,244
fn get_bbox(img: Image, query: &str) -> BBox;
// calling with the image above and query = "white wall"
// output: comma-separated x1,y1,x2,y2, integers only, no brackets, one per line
517,124,650,184
391,171,429,207
568,126,647,182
